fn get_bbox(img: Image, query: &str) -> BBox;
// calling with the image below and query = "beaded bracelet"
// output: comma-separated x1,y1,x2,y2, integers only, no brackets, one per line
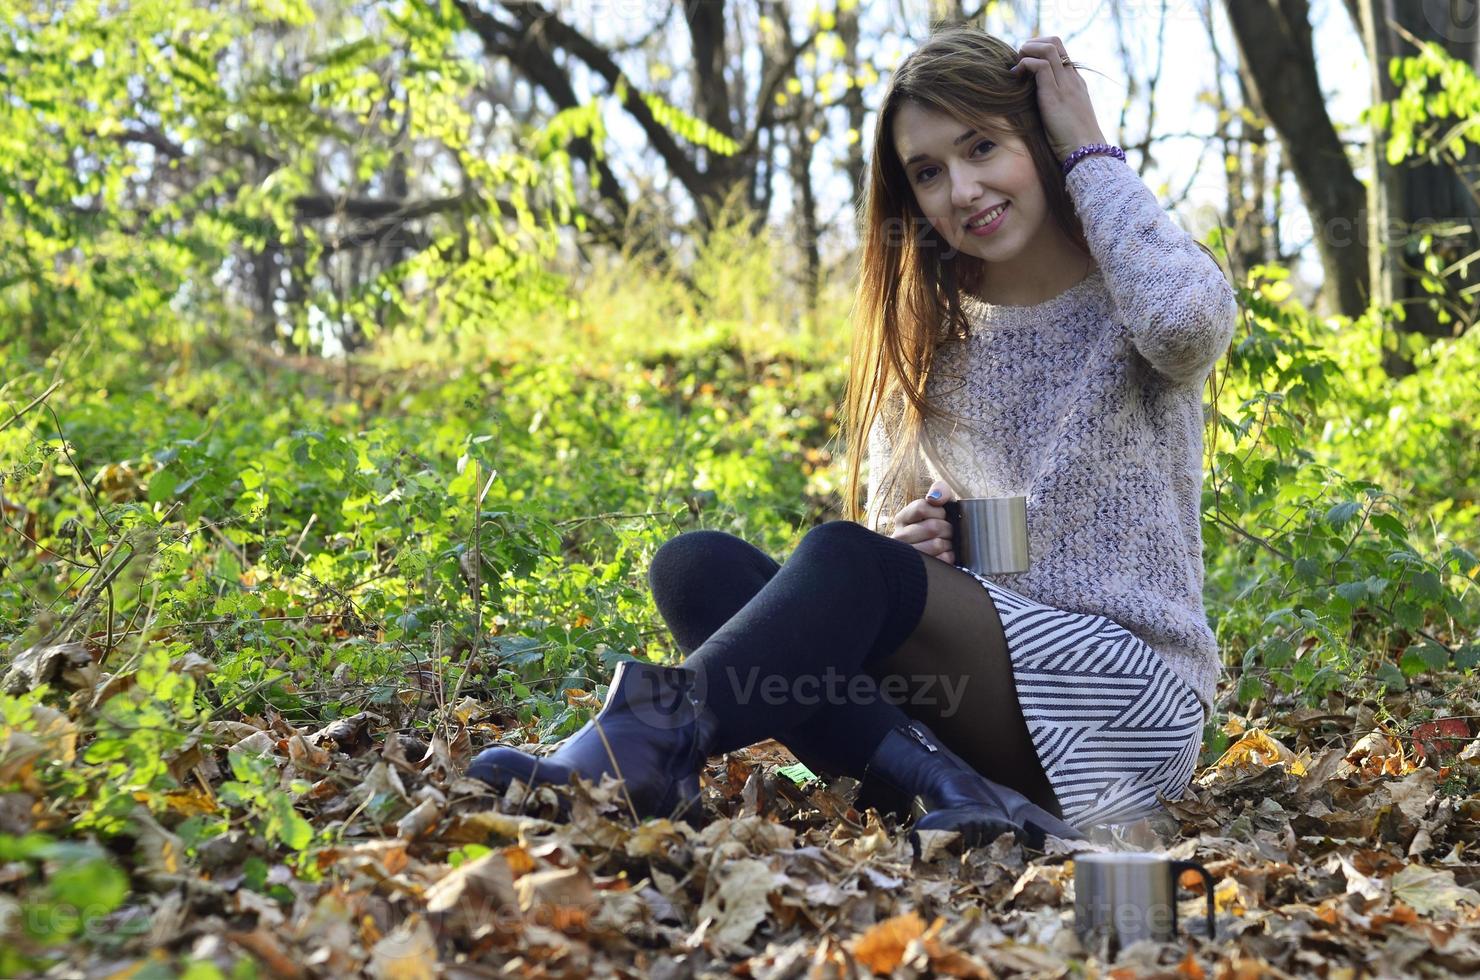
1061,142,1126,176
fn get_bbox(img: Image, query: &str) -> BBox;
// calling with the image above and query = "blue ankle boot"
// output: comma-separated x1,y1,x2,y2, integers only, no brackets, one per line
862,718,1088,854
467,659,720,823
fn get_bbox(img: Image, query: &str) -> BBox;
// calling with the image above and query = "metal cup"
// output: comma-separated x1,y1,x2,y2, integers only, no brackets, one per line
942,496,1030,574
1073,851,1216,957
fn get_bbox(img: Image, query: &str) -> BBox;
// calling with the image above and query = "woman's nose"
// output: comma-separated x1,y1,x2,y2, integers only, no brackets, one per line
951,176,983,210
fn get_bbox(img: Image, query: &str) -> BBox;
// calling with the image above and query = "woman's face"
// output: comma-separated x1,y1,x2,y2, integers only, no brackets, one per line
891,103,1049,266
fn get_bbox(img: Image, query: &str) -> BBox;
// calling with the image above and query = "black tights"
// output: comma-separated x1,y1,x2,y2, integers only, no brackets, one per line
646,521,1063,818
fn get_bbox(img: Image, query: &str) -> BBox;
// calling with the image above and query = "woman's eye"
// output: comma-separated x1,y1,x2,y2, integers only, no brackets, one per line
913,140,995,184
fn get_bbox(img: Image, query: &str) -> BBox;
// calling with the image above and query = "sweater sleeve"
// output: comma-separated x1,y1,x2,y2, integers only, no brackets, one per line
1064,153,1239,388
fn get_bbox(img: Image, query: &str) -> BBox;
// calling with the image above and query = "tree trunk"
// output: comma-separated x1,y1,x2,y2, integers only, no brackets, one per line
682,0,753,228
788,117,822,327
1223,0,1370,317
1232,65,1275,281
1356,0,1479,378
837,0,867,205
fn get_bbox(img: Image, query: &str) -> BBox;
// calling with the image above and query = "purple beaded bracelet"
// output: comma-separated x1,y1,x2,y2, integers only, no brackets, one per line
1061,142,1126,176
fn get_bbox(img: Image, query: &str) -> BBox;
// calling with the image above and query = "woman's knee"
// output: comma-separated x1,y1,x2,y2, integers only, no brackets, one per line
648,529,774,593
793,519,882,562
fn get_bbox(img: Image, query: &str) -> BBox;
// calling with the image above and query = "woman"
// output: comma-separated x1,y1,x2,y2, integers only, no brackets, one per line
467,25,1234,851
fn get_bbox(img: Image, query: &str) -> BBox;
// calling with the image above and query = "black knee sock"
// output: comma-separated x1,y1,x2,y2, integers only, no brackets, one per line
649,529,914,778
648,521,929,765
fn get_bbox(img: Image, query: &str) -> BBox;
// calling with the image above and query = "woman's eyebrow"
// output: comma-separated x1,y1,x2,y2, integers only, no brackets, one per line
903,128,980,167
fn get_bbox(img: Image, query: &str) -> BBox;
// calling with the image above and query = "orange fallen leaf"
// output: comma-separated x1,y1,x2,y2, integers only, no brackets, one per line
1346,730,1420,778
850,911,927,975
157,789,219,816
502,843,537,876
919,914,992,978
1209,728,1307,776
1370,902,1420,928
564,687,600,709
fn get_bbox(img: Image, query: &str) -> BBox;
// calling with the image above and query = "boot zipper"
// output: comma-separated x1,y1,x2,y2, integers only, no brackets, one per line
904,724,937,752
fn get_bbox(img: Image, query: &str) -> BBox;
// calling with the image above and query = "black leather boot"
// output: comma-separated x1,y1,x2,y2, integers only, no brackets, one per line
862,718,1088,854
467,659,720,823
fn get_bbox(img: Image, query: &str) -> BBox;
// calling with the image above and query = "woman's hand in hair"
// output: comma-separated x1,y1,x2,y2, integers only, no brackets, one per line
1007,36,1107,161
890,480,958,564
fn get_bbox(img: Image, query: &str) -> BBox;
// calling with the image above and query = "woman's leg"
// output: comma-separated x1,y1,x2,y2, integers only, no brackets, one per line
654,520,926,769
869,558,1062,818
647,529,783,656
647,524,1061,817
649,528,907,777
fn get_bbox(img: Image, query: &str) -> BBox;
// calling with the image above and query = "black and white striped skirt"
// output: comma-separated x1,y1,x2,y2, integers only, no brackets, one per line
956,566,1207,829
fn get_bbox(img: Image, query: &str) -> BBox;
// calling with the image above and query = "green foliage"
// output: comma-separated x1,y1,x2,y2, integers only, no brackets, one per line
0,3,1477,969
0,0,590,376
220,747,315,857
0,833,131,971
1362,42,1480,329
1368,41,1480,166
1201,260,1479,712
5,207,1475,807
60,645,205,835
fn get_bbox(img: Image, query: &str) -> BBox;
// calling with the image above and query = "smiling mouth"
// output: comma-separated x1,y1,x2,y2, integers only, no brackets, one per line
964,203,1008,229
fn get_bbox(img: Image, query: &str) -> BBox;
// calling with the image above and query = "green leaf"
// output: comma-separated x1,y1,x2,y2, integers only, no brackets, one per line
147,468,178,503
1448,546,1478,574
1401,641,1450,674
278,809,314,851
47,850,129,917
1413,570,1444,600
776,762,820,787
1324,500,1361,529
1370,512,1409,541
1236,673,1264,704
1394,599,1425,630
1386,549,1423,568
1260,637,1295,668
1374,661,1407,691
318,36,381,69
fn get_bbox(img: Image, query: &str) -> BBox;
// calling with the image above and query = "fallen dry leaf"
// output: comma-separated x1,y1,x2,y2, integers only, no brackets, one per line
849,910,927,975
367,913,438,980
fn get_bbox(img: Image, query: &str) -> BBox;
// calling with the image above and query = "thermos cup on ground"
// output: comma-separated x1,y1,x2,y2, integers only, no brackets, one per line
943,495,1031,574
1073,851,1216,956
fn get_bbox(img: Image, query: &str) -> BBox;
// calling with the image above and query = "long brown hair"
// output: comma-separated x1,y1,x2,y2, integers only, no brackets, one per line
839,24,1091,529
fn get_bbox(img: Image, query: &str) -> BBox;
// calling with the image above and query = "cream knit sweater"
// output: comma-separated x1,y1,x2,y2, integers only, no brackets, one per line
864,153,1239,717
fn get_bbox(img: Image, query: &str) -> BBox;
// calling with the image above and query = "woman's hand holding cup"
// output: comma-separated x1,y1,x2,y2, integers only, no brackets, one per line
889,479,957,564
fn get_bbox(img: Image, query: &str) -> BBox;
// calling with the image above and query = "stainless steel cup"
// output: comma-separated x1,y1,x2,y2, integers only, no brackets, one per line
942,496,1030,574
1073,851,1216,957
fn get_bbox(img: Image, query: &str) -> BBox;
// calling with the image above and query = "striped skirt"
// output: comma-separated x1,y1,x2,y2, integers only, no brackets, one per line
956,566,1207,830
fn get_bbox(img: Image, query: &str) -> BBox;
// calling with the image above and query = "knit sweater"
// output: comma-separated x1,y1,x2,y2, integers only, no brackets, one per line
864,153,1238,717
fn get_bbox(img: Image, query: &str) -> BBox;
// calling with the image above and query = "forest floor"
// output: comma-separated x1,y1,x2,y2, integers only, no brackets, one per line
8,647,1480,978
